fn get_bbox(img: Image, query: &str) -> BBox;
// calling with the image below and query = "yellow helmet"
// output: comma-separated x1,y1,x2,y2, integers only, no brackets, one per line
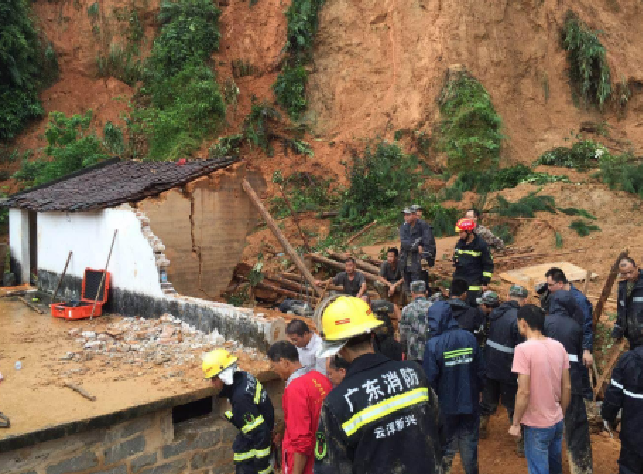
202,349,238,379
322,295,382,338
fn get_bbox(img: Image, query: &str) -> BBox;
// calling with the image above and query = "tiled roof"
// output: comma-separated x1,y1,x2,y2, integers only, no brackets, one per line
3,157,237,212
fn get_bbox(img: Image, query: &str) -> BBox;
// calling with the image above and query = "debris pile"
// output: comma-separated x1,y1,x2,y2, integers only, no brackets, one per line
62,314,266,370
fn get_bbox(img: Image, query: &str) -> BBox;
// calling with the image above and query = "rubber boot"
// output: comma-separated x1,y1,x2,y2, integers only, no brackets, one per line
516,434,525,457
479,415,490,439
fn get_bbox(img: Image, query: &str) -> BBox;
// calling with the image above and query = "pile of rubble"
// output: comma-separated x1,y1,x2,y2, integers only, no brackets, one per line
61,314,266,369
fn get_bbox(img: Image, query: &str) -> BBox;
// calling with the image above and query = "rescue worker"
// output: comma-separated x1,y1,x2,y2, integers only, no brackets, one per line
479,286,527,455
544,291,593,474
202,349,274,474
314,295,442,474
476,291,500,343
465,208,505,250
612,257,643,349
326,355,350,387
453,218,494,308
399,280,438,363
375,247,405,304
267,341,331,474
411,204,436,289
423,301,485,474
545,267,595,401
400,208,435,293
447,278,485,343
601,344,643,474
371,300,405,361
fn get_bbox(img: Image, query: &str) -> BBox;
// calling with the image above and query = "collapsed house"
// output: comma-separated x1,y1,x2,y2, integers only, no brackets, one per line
2,157,285,348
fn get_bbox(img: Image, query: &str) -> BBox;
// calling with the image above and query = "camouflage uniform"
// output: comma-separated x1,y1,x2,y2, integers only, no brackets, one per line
399,293,440,361
475,224,505,250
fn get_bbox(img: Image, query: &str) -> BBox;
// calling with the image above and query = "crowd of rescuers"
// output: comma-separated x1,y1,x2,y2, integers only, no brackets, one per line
199,205,642,474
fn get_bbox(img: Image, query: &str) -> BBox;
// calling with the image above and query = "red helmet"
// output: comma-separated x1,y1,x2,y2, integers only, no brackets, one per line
455,218,476,233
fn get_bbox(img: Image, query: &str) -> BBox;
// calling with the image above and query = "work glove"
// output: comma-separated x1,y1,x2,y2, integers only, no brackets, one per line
611,326,624,340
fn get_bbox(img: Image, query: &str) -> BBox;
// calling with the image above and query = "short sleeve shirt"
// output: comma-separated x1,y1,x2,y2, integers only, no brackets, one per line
512,338,570,428
380,261,402,283
332,272,366,297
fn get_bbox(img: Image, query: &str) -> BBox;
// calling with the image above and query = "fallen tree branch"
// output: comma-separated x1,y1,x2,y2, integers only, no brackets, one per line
346,220,378,245
63,382,96,401
593,249,629,328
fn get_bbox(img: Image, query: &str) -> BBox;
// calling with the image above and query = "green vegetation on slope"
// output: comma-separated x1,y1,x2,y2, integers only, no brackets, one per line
13,111,116,186
273,0,325,120
437,70,503,173
127,0,225,161
0,0,58,140
562,11,611,109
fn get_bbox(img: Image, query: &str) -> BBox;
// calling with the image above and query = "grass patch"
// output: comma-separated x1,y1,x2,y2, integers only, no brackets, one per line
270,171,337,218
494,193,557,218
536,139,606,170
440,164,569,198
569,219,601,236
13,111,112,187
558,207,596,220
437,69,503,172
96,45,143,86
562,11,611,109
599,152,643,199
491,224,514,245
273,0,325,120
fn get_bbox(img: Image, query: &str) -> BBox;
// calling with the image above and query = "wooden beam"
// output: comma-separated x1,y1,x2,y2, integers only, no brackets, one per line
308,254,381,283
327,252,382,275
243,180,319,296
494,248,587,262
583,268,591,295
346,220,378,245
594,341,626,399
593,249,628,328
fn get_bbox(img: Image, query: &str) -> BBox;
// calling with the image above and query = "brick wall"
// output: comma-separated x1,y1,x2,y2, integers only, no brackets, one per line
0,408,237,474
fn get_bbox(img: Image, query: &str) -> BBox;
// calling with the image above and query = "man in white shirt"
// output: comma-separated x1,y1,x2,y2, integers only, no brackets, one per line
286,319,326,375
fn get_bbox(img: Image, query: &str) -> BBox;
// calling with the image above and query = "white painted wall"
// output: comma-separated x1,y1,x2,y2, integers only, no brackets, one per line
9,208,30,284
37,208,164,298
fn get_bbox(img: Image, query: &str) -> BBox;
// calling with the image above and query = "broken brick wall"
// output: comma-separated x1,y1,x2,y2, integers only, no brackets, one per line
0,379,285,474
138,164,265,301
0,405,235,474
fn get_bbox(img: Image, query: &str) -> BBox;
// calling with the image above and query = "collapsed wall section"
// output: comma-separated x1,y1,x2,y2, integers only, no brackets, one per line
137,163,265,301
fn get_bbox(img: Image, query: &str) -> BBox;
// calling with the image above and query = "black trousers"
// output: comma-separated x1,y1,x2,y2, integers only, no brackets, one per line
619,444,643,474
480,378,517,420
563,394,593,474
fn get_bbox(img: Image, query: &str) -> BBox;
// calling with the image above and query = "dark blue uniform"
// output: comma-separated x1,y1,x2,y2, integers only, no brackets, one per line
453,234,494,307
219,371,274,474
481,300,522,420
423,301,485,474
545,291,593,474
602,346,643,474
613,270,643,349
314,353,442,474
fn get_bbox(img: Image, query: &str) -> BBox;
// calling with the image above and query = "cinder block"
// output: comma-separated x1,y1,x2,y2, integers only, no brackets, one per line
46,452,99,474
161,439,189,459
140,459,187,474
104,435,146,464
130,453,158,474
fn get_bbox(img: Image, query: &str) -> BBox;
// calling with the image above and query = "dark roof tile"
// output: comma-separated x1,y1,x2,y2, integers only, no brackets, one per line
3,157,237,212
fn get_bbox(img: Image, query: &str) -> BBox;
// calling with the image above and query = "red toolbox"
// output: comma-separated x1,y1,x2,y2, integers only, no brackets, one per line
51,268,111,320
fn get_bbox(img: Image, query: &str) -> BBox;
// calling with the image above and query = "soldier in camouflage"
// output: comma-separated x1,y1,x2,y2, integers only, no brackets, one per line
465,209,505,250
399,281,440,363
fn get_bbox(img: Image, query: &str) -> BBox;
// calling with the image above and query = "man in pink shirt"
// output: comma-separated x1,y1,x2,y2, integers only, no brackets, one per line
510,305,572,474
267,341,332,474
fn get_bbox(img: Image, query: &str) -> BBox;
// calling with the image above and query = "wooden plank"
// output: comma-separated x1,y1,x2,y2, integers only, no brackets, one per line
243,179,319,296
593,249,629,328
594,341,626,399
499,262,598,287
308,254,381,283
327,252,382,275
583,268,591,295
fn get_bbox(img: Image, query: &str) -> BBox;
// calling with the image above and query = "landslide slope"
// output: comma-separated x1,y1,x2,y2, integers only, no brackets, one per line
307,0,643,162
